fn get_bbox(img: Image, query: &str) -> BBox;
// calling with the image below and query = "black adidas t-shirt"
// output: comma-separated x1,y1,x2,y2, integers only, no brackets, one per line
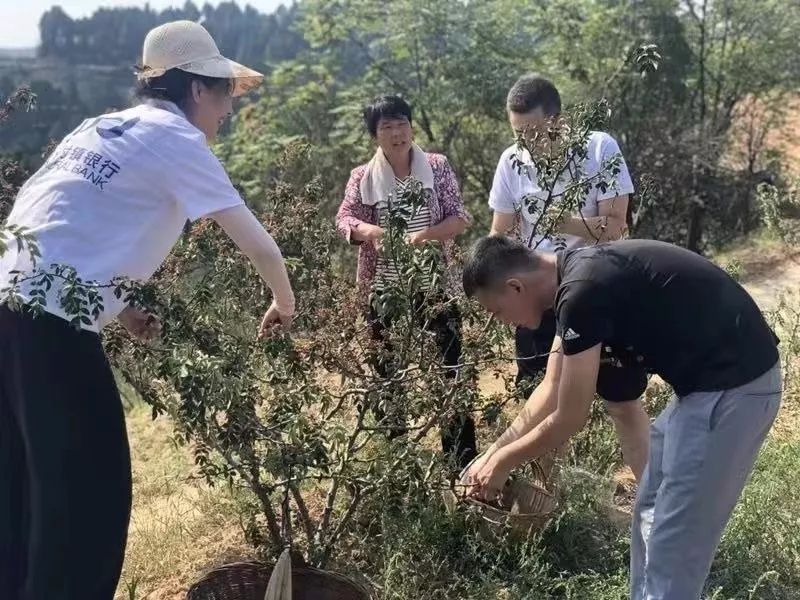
555,240,779,396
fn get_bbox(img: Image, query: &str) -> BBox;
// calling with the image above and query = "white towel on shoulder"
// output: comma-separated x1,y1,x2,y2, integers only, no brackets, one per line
358,143,434,206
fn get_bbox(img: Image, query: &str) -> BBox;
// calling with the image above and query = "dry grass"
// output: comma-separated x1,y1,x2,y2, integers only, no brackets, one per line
724,92,800,177
713,229,800,315
116,402,251,600
113,361,519,598
770,94,800,176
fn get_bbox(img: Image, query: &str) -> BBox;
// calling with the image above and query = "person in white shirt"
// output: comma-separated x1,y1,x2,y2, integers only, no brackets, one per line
487,74,650,482
0,21,294,599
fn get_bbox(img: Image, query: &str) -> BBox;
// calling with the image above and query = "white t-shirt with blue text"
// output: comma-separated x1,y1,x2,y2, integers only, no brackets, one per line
488,131,634,253
0,101,243,330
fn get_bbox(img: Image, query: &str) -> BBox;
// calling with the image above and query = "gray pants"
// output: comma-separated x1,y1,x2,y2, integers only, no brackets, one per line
631,362,782,600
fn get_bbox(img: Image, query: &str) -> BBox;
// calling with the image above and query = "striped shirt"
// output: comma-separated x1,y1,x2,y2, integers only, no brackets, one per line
374,177,434,291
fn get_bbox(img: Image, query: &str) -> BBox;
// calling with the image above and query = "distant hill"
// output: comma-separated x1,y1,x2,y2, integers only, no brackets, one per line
38,2,304,68
0,48,36,60
0,2,306,164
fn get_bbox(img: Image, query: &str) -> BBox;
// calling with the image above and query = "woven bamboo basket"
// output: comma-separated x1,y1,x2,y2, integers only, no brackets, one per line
186,561,372,600
534,443,570,482
443,454,560,541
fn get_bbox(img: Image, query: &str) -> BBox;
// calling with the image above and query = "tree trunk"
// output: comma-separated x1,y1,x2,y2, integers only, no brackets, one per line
687,202,703,253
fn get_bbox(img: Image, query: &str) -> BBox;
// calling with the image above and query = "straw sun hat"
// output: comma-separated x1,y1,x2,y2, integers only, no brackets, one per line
137,20,263,97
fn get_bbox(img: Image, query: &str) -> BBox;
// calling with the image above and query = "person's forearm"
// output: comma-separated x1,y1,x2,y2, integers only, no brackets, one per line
247,237,295,315
557,215,627,242
211,206,296,315
486,381,557,456
349,221,380,243
336,209,372,245
349,225,372,243
490,211,516,236
497,410,581,473
421,216,467,242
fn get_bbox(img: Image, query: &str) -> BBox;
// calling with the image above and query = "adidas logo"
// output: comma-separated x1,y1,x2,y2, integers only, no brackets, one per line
563,328,580,341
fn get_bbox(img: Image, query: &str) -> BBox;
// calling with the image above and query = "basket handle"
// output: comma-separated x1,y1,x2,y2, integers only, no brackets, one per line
526,458,548,485
264,548,292,600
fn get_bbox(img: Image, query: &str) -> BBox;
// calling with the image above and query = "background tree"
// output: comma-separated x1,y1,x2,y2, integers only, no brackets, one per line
37,1,307,68
548,0,800,249
10,0,800,251
0,88,37,220
220,0,800,253
224,0,544,228
1,2,308,165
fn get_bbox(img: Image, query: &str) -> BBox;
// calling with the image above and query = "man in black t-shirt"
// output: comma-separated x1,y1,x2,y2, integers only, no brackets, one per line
461,235,781,600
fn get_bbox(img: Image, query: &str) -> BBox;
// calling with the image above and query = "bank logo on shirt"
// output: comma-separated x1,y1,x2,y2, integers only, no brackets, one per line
41,114,139,190
563,327,580,341
42,116,140,190
96,117,140,139
44,145,121,191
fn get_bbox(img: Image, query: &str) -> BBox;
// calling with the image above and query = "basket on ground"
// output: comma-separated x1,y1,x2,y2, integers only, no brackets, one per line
443,457,560,540
186,561,371,600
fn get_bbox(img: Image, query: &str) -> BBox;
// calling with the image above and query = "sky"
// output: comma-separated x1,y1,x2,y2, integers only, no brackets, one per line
1,0,287,48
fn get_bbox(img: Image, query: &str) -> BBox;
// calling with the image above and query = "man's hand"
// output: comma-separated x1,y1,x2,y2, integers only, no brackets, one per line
259,302,293,338
460,451,492,486
467,449,514,503
118,306,161,342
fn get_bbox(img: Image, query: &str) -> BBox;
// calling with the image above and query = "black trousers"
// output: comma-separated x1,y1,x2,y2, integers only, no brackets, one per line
369,297,477,470
515,311,648,403
0,306,131,600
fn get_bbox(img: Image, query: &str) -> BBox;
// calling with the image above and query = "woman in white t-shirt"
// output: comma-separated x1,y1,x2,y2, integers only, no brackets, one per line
0,21,294,598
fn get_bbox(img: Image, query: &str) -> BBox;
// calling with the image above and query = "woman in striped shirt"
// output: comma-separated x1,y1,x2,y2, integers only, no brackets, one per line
336,95,475,469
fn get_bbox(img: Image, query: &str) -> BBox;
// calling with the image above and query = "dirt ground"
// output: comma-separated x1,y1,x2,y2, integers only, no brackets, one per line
729,246,800,312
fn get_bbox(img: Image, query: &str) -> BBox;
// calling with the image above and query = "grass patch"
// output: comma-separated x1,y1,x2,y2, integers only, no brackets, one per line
346,472,632,599
118,373,800,599
342,433,799,600
712,228,797,277
707,438,800,599
117,401,250,600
